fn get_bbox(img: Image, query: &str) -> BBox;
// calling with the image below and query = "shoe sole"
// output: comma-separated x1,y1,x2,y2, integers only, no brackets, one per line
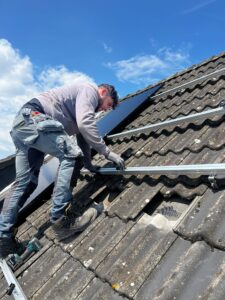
54,223,89,241
55,209,99,242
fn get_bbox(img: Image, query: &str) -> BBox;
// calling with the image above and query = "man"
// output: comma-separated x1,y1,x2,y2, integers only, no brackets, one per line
0,82,125,258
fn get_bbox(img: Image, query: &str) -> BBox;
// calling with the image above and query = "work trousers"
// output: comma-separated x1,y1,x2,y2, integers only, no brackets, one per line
0,108,82,238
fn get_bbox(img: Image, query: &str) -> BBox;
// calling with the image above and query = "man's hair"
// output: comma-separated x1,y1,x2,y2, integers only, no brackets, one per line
98,83,119,109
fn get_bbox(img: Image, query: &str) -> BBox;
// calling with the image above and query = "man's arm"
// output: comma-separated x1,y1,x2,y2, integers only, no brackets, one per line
76,86,125,170
76,87,110,157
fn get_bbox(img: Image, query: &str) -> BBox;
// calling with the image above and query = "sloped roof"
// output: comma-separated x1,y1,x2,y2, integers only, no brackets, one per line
1,51,225,299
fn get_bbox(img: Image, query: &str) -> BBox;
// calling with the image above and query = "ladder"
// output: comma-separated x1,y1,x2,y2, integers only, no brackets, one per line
0,259,27,300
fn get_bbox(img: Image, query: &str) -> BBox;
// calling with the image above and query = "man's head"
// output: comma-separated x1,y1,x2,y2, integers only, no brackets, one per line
97,84,119,112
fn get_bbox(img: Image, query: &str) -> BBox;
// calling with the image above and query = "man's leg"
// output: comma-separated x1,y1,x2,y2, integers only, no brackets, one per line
0,148,44,236
32,130,100,241
0,143,44,258
31,131,79,220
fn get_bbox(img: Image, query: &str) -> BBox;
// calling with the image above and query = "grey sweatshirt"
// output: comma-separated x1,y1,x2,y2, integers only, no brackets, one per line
36,82,110,157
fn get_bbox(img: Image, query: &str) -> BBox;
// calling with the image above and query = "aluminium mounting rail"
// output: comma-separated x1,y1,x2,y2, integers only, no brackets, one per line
82,164,225,176
107,103,225,139
0,259,28,300
151,66,225,100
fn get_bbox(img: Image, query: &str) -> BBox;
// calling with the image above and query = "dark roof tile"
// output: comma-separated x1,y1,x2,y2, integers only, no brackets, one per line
134,238,225,300
160,183,208,200
106,181,162,220
32,258,94,300
77,277,125,300
95,217,177,298
175,189,225,249
71,216,134,269
18,245,69,297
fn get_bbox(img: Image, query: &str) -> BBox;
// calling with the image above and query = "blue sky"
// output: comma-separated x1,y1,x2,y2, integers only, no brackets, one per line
0,0,225,159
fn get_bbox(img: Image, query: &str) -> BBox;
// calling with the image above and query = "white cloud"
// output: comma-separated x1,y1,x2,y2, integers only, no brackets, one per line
0,39,94,159
102,42,112,54
106,47,191,85
38,66,95,90
181,0,216,15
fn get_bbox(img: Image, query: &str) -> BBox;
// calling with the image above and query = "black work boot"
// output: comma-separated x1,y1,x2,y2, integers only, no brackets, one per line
52,203,102,241
0,236,25,259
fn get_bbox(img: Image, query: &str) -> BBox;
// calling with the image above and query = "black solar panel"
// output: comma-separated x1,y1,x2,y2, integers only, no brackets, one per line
97,85,161,137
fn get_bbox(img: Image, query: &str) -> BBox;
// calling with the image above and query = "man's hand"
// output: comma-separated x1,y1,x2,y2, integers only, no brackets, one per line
106,151,125,170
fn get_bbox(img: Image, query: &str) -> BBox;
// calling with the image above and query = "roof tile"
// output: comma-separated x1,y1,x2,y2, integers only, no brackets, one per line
135,238,225,300
18,245,69,297
77,277,125,300
71,216,134,269
95,220,177,298
32,258,94,300
175,189,225,249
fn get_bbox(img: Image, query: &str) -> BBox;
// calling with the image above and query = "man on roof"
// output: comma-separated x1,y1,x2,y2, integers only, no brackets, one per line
0,82,125,258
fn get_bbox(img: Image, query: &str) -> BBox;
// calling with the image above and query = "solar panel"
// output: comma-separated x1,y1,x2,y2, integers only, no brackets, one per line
97,85,161,137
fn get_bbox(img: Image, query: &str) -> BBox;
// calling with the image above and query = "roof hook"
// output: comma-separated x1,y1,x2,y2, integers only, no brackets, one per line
208,175,218,189
219,100,225,108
